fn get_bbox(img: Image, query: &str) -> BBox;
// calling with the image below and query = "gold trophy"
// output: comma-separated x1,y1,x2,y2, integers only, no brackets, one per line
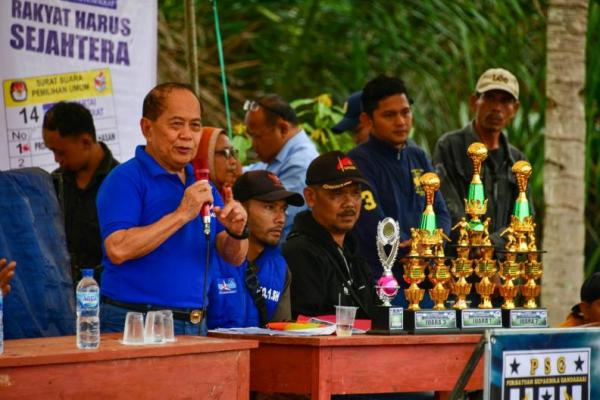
498,161,548,328
498,252,520,310
522,252,543,309
473,247,497,309
453,142,503,330
450,246,472,310
429,249,452,310
403,172,457,332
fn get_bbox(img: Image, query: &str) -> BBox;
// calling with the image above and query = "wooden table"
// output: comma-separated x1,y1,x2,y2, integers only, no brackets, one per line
0,333,257,399
211,332,484,400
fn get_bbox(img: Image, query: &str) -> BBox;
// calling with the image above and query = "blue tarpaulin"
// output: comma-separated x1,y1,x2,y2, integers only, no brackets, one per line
0,167,75,338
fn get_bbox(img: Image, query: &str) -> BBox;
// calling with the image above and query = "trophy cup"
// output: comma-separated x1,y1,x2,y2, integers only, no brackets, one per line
404,173,458,333
498,160,548,328
369,217,404,334
454,142,502,330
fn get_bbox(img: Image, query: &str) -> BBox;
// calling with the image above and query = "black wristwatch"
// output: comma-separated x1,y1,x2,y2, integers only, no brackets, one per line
226,225,250,240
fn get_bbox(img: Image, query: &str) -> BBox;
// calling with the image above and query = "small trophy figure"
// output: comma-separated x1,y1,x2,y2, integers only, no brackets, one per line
451,246,473,310
369,218,404,334
498,252,521,310
452,217,470,247
521,252,543,309
473,247,497,309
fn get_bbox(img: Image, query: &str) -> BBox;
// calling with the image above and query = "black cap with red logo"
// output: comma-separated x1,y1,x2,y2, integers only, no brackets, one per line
305,151,371,190
233,170,305,206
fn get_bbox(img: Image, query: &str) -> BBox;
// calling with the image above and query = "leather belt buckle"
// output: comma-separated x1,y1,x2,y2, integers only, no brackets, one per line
190,309,203,324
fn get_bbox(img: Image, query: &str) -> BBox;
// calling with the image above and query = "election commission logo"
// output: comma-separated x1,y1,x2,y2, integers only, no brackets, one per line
502,348,590,400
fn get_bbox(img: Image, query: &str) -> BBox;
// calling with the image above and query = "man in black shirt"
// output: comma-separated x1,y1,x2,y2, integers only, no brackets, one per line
433,68,532,247
43,102,119,284
283,151,377,319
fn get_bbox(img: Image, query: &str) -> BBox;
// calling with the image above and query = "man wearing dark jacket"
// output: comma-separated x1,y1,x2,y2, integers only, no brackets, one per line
43,102,119,284
348,75,451,308
433,68,532,247
283,151,377,319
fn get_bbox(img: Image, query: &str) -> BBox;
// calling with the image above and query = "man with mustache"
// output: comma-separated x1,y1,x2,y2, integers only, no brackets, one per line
433,68,531,248
207,171,304,328
348,75,451,308
283,151,377,319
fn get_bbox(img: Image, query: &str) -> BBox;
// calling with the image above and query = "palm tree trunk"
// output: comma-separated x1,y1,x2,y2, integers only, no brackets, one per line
543,0,588,326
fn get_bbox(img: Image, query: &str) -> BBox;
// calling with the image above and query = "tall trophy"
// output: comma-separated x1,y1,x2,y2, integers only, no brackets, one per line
498,161,548,328
369,217,404,334
455,143,502,330
403,173,458,333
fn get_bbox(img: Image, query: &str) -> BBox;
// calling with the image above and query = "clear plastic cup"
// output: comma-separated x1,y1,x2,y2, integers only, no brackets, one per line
335,305,358,337
122,312,145,345
144,311,166,344
161,310,176,342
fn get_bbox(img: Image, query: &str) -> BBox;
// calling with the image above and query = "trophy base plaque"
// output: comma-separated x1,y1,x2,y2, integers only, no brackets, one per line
457,308,503,331
367,306,405,335
404,309,459,334
502,308,548,328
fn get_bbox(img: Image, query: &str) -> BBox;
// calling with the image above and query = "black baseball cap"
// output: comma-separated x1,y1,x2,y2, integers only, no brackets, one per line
233,170,304,206
305,151,371,190
332,91,362,134
581,272,600,303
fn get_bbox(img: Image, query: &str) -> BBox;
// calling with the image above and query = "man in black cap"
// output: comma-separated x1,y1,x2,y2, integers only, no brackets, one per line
283,151,377,319
332,91,370,145
560,272,600,327
207,170,304,328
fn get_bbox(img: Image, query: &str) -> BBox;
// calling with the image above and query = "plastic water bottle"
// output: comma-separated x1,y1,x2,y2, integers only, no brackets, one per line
0,288,3,355
76,269,100,349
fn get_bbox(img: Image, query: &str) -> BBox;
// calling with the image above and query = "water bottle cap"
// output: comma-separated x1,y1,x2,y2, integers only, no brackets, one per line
82,269,94,277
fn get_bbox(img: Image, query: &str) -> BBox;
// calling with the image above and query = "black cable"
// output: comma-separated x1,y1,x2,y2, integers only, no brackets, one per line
201,232,210,328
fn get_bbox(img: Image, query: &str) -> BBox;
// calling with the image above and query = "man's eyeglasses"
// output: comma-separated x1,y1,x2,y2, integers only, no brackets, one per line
214,147,239,160
243,99,286,119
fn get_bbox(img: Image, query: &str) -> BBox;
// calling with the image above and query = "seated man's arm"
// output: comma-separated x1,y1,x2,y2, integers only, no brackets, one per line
0,258,16,295
270,267,292,322
103,180,215,265
283,243,328,317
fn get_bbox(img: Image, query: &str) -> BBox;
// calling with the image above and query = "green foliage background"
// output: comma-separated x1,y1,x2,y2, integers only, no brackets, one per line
158,0,600,274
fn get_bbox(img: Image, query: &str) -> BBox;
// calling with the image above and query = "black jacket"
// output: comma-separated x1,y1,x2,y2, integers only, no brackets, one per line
283,211,377,319
433,123,534,248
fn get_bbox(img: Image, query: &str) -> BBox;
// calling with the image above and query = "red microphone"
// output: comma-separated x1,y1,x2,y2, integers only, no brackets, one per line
192,158,212,236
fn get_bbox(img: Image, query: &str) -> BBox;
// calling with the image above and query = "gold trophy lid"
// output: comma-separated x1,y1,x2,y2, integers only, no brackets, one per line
512,160,532,192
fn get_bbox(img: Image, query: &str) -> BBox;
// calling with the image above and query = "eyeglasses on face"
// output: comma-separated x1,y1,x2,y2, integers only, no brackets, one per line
214,147,239,160
243,99,287,120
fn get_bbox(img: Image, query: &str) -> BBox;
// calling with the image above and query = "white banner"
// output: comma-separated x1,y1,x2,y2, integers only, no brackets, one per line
0,0,157,171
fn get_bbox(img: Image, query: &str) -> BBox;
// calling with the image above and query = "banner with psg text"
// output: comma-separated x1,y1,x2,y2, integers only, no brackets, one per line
485,328,600,400
0,0,157,171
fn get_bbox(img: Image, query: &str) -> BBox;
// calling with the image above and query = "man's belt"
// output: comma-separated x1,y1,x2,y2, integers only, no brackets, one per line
101,296,204,325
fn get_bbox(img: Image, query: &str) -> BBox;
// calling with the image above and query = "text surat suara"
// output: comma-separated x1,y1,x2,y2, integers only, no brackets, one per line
8,0,132,66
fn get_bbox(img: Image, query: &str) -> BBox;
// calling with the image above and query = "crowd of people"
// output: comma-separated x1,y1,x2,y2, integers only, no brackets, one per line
2,67,599,339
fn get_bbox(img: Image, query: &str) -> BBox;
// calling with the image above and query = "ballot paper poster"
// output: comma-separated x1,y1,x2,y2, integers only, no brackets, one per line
485,328,600,400
0,0,157,171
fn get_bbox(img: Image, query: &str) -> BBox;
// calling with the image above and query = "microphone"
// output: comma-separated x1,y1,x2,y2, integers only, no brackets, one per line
192,158,212,236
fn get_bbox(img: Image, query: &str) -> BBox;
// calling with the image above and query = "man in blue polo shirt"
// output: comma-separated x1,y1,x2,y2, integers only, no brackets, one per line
207,170,304,328
97,82,248,336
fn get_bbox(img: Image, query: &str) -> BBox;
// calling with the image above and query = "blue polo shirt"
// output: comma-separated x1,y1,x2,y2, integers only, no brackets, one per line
207,245,288,329
97,145,224,308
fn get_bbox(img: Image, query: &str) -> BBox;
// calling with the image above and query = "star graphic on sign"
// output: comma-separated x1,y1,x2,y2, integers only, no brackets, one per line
574,355,585,371
510,358,520,374
542,390,553,400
